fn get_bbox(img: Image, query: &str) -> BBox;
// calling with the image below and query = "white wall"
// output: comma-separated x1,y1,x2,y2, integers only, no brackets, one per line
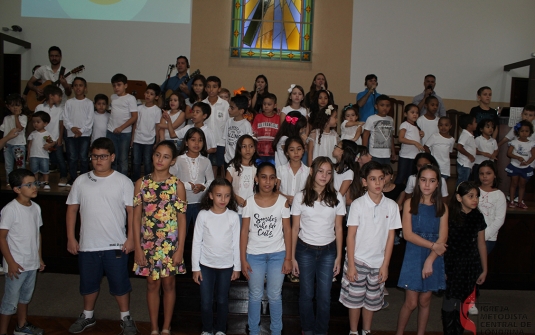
350,0,535,103
1,0,191,84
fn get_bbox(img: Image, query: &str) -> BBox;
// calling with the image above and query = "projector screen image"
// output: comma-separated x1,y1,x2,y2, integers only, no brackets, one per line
21,0,191,24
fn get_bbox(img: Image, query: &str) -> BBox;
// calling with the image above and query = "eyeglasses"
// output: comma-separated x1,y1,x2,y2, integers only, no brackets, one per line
18,181,40,188
90,154,110,161
334,144,343,150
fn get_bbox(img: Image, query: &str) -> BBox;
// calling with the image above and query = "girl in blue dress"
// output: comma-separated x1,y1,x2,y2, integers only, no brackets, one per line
396,164,448,335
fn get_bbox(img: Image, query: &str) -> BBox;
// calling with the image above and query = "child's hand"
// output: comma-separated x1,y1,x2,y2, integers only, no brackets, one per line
172,251,184,267
422,259,433,279
67,238,80,255
390,153,398,161
192,183,205,194
333,257,341,277
123,237,134,254
291,259,300,277
231,271,240,281
286,196,294,206
192,271,203,284
419,130,425,139
490,153,498,160
476,271,487,285
282,259,292,275
431,242,447,256
5,128,20,140
468,154,475,163
134,248,147,267
346,264,358,282
416,143,425,152
162,112,171,121
39,259,46,272
378,264,389,283
241,259,252,280
7,261,24,280
113,127,122,134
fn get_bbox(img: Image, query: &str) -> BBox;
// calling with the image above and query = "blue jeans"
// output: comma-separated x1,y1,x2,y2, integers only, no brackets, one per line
395,157,414,185
186,203,200,236
246,251,285,335
66,136,90,182
50,143,68,178
199,264,233,333
371,156,390,165
3,144,26,176
295,239,336,335
106,131,131,175
456,163,472,187
132,142,154,181
486,240,496,254
0,270,37,315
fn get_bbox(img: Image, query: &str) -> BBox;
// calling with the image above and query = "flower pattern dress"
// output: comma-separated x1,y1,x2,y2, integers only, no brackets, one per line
133,175,187,280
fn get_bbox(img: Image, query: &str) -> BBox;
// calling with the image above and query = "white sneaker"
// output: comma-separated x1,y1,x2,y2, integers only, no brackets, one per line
468,305,478,315
215,332,226,335
200,332,213,335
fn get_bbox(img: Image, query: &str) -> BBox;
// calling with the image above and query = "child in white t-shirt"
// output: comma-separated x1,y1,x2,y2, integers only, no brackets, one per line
308,105,340,165
277,137,309,206
0,94,27,179
424,117,455,179
0,169,45,335
456,114,477,187
340,161,401,335
416,96,440,145
280,84,308,120
241,162,292,335
396,104,424,185
131,84,162,181
27,111,54,189
223,95,253,164
473,119,498,180
340,104,364,144
92,94,110,144
273,111,307,168
362,95,397,165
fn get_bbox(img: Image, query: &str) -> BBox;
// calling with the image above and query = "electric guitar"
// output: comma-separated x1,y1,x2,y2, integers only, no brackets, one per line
26,65,85,111
163,69,201,99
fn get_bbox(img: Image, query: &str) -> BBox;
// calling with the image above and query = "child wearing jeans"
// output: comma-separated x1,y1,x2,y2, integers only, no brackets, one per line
340,161,401,335
0,94,27,180
0,169,45,335
27,112,53,190
456,114,477,187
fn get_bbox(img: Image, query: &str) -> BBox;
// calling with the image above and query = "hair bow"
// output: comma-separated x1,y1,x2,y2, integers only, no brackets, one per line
514,122,522,133
286,115,299,125
325,105,334,116
288,84,296,93
233,86,246,96
343,103,354,112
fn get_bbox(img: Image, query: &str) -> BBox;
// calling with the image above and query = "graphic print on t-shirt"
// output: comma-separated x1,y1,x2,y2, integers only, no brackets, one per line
227,125,242,149
253,213,277,238
241,173,252,190
372,120,393,149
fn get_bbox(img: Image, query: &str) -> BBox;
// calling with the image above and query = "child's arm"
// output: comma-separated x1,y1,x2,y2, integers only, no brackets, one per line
525,146,535,166
132,180,146,267
240,216,252,279
172,181,187,269
130,123,136,147
338,180,352,198
38,232,45,271
422,206,449,279
191,212,204,284
345,120,364,127
58,120,64,146
192,161,215,194
333,214,343,277
0,128,21,150
506,145,525,164
352,125,363,142
476,230,488,285
379,229,395,283
0,229,24,279
457,143,475,162
345,225,358,282
391,130,398,160
231,213,242,281
396,191,406,210
281,202,293,275
490,148,499,161
14,112,23,131
27,140,32,163
362,129,370,147
401,199,447,253
423,145,431,154
165,112,187,139
114,112,138,134
497,136,510,147
291,214,301,276
307,130,316,166
66,204,80,255
123,205,134,254
398,128,424,151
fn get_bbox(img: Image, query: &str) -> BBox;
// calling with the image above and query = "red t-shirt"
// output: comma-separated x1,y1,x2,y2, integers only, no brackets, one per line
252,113,280,157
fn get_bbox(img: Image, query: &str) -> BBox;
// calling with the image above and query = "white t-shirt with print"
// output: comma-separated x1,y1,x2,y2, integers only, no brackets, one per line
364,114,394,158
227,165,256,214
223,118,253,163
66,171,134,251
508,139,535,168
28,130,53,159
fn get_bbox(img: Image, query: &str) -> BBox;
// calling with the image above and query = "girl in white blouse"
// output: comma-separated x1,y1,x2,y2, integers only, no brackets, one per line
276,137,309,206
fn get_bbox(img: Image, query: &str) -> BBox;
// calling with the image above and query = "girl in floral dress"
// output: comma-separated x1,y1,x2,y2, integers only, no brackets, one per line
133,140,187,335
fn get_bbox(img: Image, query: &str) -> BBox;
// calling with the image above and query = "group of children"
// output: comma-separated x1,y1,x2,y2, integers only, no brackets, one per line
0,77,524,335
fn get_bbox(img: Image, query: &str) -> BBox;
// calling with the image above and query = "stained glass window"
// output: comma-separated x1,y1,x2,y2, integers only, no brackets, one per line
231,0,314,61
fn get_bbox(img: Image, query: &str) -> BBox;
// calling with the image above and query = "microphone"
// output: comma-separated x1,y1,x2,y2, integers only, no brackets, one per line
169,64,176,69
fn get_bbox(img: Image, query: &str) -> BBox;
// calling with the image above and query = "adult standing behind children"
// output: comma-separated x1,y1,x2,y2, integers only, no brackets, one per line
356,74,380,122
250,75,270,114
160,56,192,99
0,169,46,335
305,73,335,108
107,73,138,176
66,138,138,335
27,46,73,106
412,75,446,117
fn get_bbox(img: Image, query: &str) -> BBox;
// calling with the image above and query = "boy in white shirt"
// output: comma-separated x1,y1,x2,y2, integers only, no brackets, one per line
417,95,440,145
0,169,45,335
169,102,217,153
92,94,110,144
35,85,69,186
203,76,230,177
424,117,455,179
0,94,27,180
340,161,401,335
131,83,162,181
27,111,54,189
63,77,94,185
362,95,397,165
106,73,138,176
223,95,252,165
66,138,137,335
456,114,477,187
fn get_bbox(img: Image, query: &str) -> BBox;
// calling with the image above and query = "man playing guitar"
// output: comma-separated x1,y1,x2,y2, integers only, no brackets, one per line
160,55,192,99
27,46,73,106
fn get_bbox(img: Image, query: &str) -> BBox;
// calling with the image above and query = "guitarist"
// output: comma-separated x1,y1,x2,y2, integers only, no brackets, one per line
27,46,73,106
160,55,192,99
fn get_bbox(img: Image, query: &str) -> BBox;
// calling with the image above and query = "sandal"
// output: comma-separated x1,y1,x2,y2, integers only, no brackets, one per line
517,202,528,209
508,201,516,208
161,329,171,334
150,331,160,335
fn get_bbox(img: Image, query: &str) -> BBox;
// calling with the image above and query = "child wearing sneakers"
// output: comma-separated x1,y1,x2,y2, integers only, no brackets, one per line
0,169,45,335
27,112,53,190
340,161,401,335
66,138,138,335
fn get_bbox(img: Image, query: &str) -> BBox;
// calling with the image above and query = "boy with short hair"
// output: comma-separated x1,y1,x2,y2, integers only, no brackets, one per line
92,94,110,144
251,93,280,165
27,111,53,189
456,113,477,186
203,76,230,177
424,116,455,179
362,95,397,165
63,77,94,185
0,94,27,180
131,83,162,181
0,169,45,335
341,161,401,335
171,102,216,153
106,73,138,176
417,95,440,145
66,138,137,335
224,95,253,164
35,85,69,186
219,88,231,103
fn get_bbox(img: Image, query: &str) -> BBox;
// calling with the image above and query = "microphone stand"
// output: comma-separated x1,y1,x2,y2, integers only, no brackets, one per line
160,65,174,107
